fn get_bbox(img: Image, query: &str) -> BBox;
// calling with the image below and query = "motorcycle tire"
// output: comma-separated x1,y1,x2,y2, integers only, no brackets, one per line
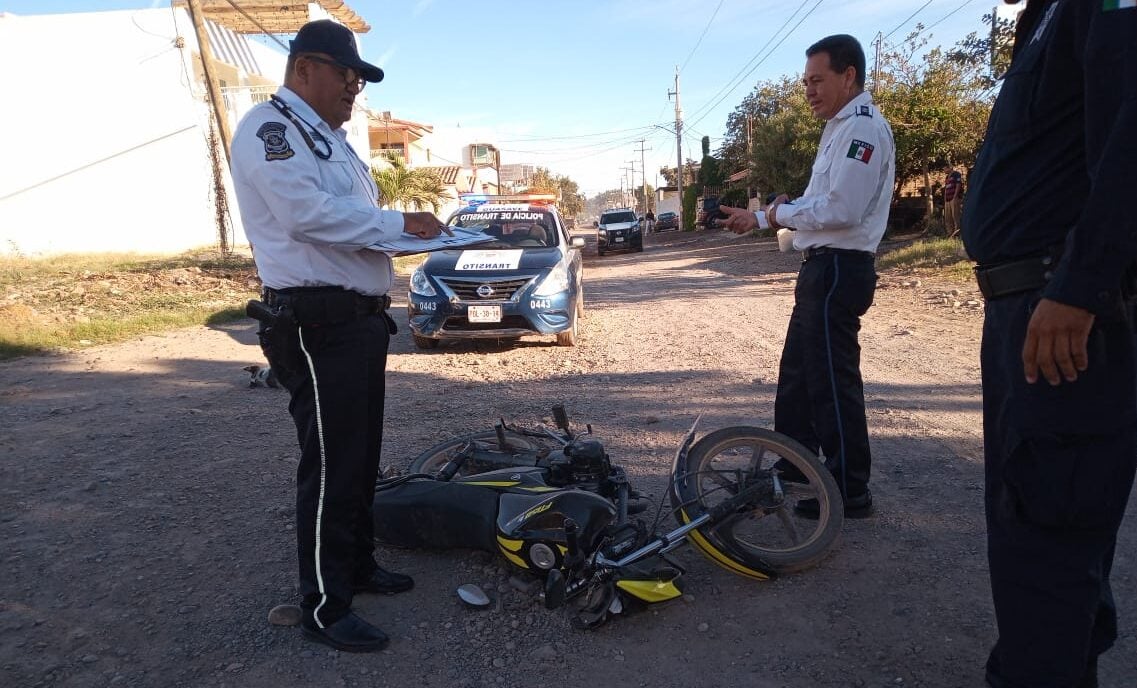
408,430,546,477
670,426,843,577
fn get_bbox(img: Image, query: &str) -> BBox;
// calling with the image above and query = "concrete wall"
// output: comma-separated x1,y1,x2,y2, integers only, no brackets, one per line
0,9,251,256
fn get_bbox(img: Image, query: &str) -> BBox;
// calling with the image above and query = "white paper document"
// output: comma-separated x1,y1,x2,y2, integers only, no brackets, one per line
367,226,495,256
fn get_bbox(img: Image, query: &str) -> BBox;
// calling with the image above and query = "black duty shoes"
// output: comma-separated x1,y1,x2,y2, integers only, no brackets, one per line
772,458,809,484
300,612,389,652
353,566,414,595
794,490,874,519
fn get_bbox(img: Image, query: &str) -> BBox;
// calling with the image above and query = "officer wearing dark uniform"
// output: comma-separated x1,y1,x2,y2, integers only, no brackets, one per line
962,2,1137,686
230,20,449,653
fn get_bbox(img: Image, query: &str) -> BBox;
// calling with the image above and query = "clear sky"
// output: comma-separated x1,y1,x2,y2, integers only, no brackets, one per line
3,1,1018,196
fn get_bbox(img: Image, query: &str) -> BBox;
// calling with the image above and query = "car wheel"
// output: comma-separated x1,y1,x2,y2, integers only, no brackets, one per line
597,248,605,257
634,243,644,253
555,316,578,347
412,334,439,350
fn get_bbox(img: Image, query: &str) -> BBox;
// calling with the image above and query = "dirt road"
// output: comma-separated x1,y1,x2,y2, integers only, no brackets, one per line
2,230,1134,688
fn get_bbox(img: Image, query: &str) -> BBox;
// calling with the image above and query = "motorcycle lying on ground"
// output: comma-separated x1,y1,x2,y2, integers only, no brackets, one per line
373,406,843,628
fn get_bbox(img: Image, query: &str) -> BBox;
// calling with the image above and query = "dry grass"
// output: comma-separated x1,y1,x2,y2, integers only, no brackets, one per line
0,249,260,359
0,248,435,360
877,237,973,281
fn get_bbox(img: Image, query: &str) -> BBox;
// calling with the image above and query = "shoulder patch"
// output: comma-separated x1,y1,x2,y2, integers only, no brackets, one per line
846,139,875,164
856,105,872,117
256,121,294,161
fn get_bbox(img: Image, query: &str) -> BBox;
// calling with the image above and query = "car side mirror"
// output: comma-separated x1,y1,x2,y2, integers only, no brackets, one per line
571,237,585,248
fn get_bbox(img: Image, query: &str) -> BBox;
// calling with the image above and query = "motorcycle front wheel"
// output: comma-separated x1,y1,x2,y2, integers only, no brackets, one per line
670,426,843,577
408,430,547,477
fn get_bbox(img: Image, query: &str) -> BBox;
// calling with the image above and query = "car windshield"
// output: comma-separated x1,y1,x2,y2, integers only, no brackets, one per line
449,208,559,248
601,211,637,224
659,212,675,219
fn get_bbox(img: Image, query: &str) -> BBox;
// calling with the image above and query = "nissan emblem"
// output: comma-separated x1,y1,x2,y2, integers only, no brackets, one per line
476,284,494,298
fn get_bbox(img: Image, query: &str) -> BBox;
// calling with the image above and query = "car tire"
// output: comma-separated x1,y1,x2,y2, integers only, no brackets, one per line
555,316,578,347
634,243,644,253
412,334,439,350
597,248,605,257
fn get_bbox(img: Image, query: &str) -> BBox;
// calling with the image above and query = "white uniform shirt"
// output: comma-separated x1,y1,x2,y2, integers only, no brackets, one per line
757,91,895,253
231,87,406,296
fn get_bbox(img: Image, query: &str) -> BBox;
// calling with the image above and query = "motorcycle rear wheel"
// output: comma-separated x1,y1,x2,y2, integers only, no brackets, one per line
408,430,546,477
671,426,843,576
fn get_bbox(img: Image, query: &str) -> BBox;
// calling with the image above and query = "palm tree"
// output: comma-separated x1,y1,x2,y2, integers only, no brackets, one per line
371,153,452,214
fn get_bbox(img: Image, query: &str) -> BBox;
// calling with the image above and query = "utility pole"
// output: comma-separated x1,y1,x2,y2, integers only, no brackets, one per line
668,67,684,230
990,6,999,81
871,32,882,94
624,160,638,210
184,0,233,167
634,138,651,217
622,163,636,208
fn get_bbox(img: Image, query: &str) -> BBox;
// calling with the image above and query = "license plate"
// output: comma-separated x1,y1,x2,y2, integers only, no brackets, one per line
614,237,624,243
468,305,502,323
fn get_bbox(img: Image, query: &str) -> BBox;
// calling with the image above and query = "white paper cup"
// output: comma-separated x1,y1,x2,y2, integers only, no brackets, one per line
777,228,795,253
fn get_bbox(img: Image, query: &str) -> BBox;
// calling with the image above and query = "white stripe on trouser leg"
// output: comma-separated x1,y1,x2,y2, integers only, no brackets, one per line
298,327,331,628
822,255,848,496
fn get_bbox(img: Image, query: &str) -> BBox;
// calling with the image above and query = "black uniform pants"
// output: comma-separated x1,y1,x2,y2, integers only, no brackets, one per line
258,301,392,628
774,251,877,497
981,292,1137,688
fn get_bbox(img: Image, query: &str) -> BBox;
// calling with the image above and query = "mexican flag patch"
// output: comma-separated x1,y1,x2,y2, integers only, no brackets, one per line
846,139,874,164
1104,0,1136,9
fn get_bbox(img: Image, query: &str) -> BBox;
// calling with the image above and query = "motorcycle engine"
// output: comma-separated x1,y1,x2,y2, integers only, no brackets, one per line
546,438,611,487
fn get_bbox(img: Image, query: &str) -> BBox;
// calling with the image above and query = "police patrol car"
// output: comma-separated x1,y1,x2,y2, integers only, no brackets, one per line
407,194,586,348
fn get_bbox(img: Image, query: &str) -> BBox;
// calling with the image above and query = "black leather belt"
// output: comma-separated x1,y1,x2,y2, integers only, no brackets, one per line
802,246,874,261
262,286,390,325
973,253,1057,300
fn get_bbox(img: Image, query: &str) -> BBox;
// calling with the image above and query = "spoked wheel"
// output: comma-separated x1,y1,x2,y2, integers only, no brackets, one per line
408,429,547,477
670,426,843,576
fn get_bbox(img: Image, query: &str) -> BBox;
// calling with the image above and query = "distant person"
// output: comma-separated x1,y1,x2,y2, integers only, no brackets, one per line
962,2,1136,686
230,19,450,653
645,209,655,233
943,166,963,237
719,34,895,519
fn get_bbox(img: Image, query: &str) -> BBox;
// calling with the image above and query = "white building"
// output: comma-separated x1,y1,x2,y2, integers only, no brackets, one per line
0,4,370,257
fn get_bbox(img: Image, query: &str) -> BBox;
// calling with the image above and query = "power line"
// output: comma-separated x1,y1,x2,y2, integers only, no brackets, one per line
679,0,726,74
911,0,981,38
682,0,817,125
686,0,827,130
883,0,936,40
497,124,661,143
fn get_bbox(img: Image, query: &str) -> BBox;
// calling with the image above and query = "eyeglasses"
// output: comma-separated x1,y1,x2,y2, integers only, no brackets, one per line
302,54,366,91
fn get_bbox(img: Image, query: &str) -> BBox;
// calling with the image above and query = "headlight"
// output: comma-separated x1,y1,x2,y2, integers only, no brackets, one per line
533,264,571,295
410,268,437,297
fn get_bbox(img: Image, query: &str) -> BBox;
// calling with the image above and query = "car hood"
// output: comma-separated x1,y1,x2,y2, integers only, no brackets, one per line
599,221,637,230
421,246,561,275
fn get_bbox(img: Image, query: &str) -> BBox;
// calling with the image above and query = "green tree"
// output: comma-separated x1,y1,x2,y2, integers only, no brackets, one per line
658,159,698,187
697,135,725,190
682,185,699,230
633,183,656,214
875,28,992,221
721,76,822,198
519,167,585,218
371,153,452,213
950,10,1017,87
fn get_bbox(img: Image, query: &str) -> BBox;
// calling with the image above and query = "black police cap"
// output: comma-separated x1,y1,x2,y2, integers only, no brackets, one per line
289,19,384,83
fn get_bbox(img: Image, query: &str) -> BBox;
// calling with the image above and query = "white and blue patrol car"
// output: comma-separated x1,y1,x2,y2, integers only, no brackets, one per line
407,195,586,348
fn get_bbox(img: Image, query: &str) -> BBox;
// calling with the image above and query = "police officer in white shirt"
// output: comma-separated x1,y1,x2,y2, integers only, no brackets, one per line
230,19,450,653
720,34,895,519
